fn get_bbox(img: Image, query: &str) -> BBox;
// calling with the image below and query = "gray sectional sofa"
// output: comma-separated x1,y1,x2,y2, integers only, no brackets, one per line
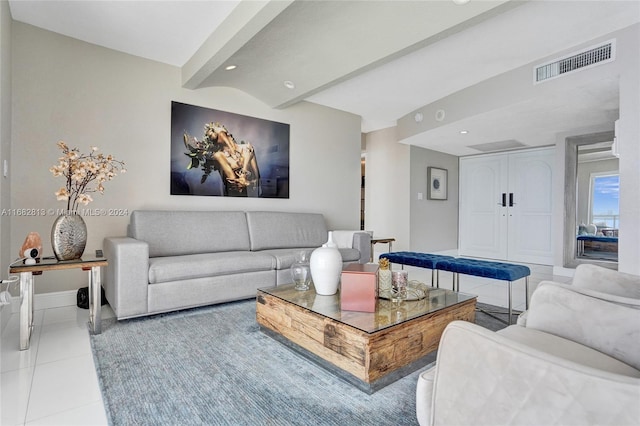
103,210,370,319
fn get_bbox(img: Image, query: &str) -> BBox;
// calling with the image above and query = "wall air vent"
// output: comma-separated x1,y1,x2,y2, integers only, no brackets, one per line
535,40,615,83
468,140,527,153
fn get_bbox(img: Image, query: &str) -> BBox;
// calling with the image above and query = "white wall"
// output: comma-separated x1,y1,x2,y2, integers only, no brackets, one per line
552,24,640,274
617,24,640,275
11,23,362,294
409,146,459,252
364,127,410,258
397,23,639,274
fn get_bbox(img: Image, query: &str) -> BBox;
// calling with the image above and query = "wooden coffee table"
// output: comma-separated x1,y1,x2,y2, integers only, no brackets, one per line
256,283,476,393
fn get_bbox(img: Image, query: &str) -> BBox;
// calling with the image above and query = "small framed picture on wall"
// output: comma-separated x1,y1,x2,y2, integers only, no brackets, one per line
427,167,448,200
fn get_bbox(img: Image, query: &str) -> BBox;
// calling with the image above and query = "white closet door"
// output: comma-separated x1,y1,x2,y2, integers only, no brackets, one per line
459,154,508,259
507,149,554,265
459,148,554,265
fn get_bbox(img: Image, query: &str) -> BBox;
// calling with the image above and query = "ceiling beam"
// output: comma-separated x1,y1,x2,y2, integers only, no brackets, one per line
182,0,294,90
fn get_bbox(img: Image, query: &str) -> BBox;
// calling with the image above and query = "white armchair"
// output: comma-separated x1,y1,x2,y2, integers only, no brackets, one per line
416,267,640,426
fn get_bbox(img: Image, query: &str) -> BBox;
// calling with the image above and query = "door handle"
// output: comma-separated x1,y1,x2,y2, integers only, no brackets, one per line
499,193,506,207
509,193,515,207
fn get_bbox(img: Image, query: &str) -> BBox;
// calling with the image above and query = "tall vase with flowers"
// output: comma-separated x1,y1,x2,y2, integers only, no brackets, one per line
49,141,125,260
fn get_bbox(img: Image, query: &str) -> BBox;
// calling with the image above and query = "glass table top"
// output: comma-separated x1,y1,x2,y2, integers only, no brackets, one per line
9,255,107,273
258,283,476,334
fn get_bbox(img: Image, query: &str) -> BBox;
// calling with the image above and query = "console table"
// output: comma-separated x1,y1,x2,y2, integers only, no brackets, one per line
9,256,107,350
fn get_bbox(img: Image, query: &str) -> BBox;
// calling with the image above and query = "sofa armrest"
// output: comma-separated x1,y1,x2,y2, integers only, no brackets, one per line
352,231,371,264
103,237,150,319
572,264,640,299
426,321,640,426
526,281,640,371
416,366,436,426
331,230,371,264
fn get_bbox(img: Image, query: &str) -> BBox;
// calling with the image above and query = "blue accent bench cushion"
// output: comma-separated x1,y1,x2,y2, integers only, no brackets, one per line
379,251,455,269
436,258,530,281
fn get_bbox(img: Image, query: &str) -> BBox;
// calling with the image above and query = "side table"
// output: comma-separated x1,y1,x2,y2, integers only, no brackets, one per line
370,238,395,262
9,256,107,350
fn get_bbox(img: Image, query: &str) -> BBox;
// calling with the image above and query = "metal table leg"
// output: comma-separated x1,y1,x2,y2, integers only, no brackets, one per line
19,272,34,350
88,266,102,334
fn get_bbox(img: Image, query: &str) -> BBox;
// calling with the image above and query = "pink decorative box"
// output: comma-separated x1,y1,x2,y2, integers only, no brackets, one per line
340,263,379,312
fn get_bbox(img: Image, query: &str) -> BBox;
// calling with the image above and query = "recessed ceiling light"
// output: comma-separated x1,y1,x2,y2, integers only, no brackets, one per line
225,65,237,71
414,112,424,123
283,80,295,89
452,0,471,5
460,130,469,134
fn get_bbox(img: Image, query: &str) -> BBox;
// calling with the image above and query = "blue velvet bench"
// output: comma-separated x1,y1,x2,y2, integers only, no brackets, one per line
436,258,531,324
577,235,618,256
378,251,455,287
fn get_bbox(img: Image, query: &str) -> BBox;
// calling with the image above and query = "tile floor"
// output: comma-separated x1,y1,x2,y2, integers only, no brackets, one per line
1,262,571,426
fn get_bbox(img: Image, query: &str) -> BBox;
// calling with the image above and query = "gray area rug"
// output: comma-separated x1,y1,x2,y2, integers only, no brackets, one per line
90,300,509,425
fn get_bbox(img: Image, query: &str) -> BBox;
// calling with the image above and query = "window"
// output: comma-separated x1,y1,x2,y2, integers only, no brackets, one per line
590,173,619,229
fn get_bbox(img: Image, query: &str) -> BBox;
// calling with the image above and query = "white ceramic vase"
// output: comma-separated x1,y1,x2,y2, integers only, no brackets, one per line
310,231,342,295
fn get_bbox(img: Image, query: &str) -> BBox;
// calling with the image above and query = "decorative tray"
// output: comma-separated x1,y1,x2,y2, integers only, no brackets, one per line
378,280,430,301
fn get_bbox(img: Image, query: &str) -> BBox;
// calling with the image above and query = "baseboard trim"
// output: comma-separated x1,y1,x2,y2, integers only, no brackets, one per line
552,266,575,278
34,289,77,311
8,289,77,313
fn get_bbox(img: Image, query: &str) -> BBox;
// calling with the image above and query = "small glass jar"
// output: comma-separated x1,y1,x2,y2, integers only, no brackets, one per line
391,270,408,301
291,251,311,291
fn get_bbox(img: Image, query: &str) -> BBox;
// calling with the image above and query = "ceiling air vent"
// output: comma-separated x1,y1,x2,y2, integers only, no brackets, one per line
535,40,615,83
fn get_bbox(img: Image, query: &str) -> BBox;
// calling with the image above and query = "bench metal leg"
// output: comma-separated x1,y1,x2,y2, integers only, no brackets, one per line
452,272,460,292
525,276,530,310
508,280,513,325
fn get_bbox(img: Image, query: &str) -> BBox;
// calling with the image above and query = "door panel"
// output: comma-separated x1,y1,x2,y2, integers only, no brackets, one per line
459,148,554,265
459,155,508,260
507,149,554,264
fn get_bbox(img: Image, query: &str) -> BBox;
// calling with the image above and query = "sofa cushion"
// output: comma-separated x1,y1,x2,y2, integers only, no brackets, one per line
497,325,640,378
148,252,275,284
246,211,328,251
260,247,361,270
130,211,251,257
258,248,314,270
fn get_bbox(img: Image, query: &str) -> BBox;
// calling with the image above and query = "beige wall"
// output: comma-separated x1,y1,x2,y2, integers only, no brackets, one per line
0,1,11,276
0,0,12,330
11,23,362,294
409,145,459,253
